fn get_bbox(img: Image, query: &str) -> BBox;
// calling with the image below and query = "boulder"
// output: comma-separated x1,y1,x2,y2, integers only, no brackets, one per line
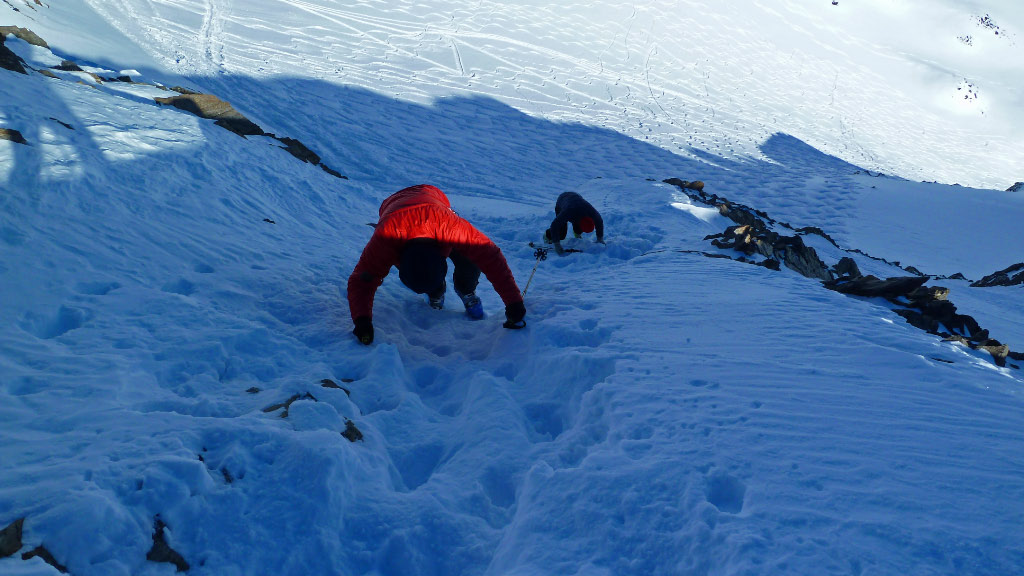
0,128,28,145
0,26,48,48
833,257,862,279
0,37,27,74
154,94,265,137
0,518,24,558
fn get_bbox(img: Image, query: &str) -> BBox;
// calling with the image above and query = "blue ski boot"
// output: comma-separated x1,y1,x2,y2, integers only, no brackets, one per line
456,289,484,320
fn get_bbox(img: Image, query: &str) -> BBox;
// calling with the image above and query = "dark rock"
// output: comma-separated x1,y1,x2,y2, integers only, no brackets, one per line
155,94,265,137
711,225,759,256
0,128,28,145
895,309,939,333
275,136,320,164
971,262,1024,287
245,387,260,394
977,343,1010,366
54,60,82,72
49,117,74,130
709,221,834,281
22,546,67,573
321,379,351,395
342,420,364,442
825,275,929,299
213,118,265,137
169,86,202,95
0,518,24,558
774,235,833,281
662,177,704,192
262,392,316,418
833,257,862,278
0,36,27,74
147,518,189,572
796,226,841,248
908,285,949,303
717,202,762,228
321,164,347,179
1007,182,1023,193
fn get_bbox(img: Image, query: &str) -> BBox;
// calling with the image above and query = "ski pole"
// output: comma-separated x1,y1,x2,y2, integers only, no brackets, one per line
521,247,548,298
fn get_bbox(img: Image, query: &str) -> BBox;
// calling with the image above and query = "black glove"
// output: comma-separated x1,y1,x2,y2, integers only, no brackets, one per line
503,301,526,329
353,316,374,345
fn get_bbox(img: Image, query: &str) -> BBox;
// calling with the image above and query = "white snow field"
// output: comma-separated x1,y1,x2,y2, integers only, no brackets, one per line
2,1,1024,575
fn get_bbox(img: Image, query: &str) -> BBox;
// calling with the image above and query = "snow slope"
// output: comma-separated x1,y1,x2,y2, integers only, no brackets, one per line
2,1,1024,575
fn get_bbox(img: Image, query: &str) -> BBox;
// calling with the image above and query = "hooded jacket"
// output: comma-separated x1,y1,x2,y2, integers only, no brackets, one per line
546,191,604,241
347,184,522,321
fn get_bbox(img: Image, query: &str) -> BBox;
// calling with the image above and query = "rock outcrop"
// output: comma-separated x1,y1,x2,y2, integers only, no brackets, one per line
665,177,1022,369
971,263,1024,287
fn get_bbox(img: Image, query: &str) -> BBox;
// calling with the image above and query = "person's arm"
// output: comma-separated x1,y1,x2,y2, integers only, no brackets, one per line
593,209,605,243
548,215,568,253
347,232,401,342
438,215,522,306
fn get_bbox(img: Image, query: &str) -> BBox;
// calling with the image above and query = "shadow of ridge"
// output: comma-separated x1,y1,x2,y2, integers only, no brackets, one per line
185,74,770,197
760,132,868,174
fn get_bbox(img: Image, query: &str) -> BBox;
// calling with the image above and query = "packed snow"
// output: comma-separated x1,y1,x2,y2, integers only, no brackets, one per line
2,1,1023,575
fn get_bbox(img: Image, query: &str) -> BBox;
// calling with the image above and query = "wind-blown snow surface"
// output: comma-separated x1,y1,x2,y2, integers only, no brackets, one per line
2,1,1024,575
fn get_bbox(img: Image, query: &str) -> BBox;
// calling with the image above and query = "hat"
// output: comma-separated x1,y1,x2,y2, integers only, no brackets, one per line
578,217,595,234
399,239,447,294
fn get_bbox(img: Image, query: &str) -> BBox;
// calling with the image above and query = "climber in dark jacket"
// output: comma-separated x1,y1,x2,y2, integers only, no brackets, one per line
544,191,604,254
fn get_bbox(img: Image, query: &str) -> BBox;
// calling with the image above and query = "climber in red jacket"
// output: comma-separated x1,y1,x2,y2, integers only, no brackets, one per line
347,184,526,344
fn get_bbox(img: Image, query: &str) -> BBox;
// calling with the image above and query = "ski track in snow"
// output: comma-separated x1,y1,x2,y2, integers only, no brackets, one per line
3,2,1024,575
82,0,1023,189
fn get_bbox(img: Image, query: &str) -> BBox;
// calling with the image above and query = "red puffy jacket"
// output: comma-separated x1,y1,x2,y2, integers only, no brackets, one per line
347,184,523,321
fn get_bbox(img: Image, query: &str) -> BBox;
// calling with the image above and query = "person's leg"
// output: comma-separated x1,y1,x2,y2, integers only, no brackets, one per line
450,250,484,318
450,249,481,296
398,238,448,309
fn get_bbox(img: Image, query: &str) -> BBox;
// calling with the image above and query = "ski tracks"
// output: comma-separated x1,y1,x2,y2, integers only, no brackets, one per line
199,0,227,70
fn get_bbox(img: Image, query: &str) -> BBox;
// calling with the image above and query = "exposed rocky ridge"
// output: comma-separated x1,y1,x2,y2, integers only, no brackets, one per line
971,262,1024,287
665,178,1022,369
2,27,347,179
1008,182,1023,192
2,1,46,13
152,90,346,178
664,177,935,279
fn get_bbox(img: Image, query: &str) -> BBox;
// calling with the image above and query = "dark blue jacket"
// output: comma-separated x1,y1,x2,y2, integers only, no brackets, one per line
546,192,604,242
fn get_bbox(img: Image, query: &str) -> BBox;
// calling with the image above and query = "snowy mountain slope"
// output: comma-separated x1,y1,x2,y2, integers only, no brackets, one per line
3,2,1024,575
76,0,1024,190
